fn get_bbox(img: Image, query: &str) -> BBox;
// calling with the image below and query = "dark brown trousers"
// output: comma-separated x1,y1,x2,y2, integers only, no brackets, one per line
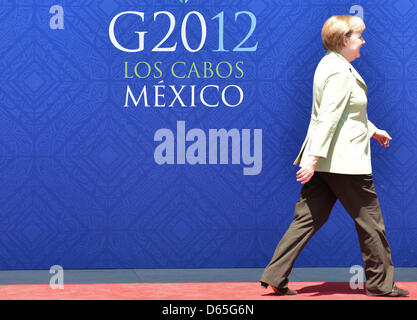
260,172,395,296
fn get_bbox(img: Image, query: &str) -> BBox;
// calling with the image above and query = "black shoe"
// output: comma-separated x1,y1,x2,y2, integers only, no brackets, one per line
382,284,409,297
260,281,297,295
272,286,298,296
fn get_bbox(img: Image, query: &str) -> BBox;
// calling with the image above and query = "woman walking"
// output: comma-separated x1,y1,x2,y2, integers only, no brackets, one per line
259,15,409,297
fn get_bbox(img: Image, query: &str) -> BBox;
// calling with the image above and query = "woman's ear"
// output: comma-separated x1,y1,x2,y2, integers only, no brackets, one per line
342,35,349,46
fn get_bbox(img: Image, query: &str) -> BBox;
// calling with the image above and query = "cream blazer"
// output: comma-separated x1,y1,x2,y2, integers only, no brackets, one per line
294,50,378,174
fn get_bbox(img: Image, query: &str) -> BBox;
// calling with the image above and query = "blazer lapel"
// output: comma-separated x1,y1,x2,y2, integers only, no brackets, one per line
349,65,367,91
330,51,367,91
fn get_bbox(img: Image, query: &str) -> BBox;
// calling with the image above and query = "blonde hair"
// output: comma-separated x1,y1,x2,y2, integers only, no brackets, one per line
321,15,365,51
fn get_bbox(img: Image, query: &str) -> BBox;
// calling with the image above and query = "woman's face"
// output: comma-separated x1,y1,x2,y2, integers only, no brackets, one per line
343,31,366,62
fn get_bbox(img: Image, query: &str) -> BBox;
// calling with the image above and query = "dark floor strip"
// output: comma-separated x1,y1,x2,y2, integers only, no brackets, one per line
0,268,416,285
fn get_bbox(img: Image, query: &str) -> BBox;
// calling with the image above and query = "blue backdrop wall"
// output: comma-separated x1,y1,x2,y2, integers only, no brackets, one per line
0,0,416,270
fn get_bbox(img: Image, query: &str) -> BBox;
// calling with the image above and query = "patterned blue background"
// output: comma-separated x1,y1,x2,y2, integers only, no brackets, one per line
0,0,416,270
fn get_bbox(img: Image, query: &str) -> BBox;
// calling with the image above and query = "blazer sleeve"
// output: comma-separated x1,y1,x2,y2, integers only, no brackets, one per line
307,72,352,158
367,120,378,138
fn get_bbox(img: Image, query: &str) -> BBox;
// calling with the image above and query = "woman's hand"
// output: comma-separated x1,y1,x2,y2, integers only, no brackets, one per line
296,155,320,184
372,129,392,147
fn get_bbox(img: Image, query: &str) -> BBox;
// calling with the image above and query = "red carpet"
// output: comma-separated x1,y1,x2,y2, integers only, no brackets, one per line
0,282,415,300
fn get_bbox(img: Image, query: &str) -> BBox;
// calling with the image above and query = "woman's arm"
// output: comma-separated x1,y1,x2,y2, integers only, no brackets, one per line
372,129,392,147
368,120,392,147
307,72,352,158
296,155,320,184
367,120,378,138
297,72,351,184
